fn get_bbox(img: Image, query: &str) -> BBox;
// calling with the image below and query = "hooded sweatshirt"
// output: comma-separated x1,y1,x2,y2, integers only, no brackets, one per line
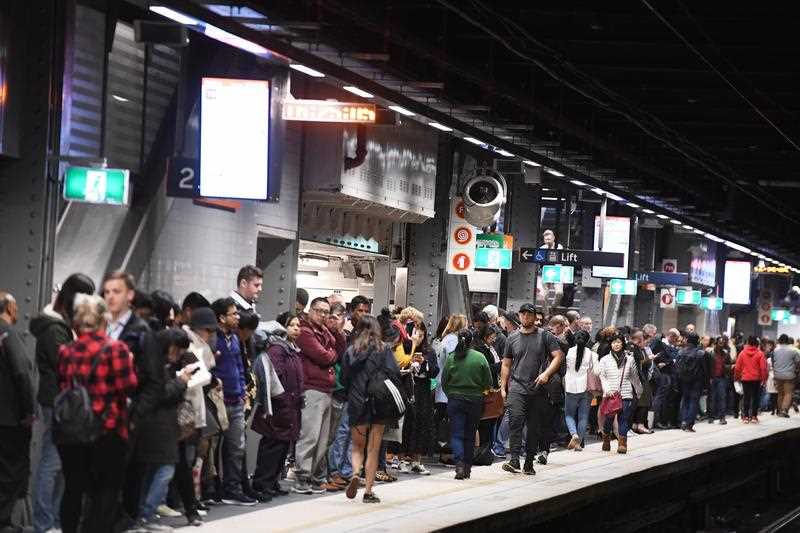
734,345,768,383
30,305,73,407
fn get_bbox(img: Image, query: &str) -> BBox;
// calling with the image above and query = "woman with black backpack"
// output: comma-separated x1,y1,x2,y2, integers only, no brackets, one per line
341,315,401,503
443,329,493,480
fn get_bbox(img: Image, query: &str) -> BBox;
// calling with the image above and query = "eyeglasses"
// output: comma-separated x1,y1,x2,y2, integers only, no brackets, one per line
311,307,329,315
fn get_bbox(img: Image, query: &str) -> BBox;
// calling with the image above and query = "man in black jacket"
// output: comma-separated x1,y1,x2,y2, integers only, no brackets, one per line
29,273,95,533
101,271,164,523
0,291,35,533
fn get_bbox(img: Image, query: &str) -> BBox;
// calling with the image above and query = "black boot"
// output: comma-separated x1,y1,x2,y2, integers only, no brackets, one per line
454,463,465,480
464,464,471,479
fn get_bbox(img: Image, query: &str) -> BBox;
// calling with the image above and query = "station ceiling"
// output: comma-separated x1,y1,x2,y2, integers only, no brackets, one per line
158,0,800,266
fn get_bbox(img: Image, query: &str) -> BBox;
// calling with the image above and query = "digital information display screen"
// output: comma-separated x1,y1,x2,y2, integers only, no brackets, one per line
200,77,270,200
592,216,630,279
282,99,376,123
723,260,751,305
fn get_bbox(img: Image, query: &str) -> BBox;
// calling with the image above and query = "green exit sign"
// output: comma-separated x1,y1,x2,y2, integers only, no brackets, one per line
609,278,637,295
541,265,574,284
475,248,513,270
63,166,129,205
772,309,790,321
701,297,723,311
676,289,702,305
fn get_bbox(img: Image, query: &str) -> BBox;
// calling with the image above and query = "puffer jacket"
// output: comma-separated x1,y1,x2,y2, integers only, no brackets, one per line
296,316,337,393
30,305,72,407
734,345,768,383
341,344,401,425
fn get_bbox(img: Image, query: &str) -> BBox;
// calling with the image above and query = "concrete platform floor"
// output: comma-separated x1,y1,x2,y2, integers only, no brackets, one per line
167,416,799,532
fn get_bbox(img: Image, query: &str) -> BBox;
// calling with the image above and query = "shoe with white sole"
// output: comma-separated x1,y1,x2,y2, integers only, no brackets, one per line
156,505,182,518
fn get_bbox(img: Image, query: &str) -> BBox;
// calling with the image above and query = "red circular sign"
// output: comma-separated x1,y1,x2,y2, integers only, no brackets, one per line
453,226,473,245
455,201,466,219
663,262,676,273
661,292,674,305
452,253,471,271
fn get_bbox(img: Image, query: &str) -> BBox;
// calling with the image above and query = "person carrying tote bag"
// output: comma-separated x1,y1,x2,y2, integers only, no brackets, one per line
595,333,642,454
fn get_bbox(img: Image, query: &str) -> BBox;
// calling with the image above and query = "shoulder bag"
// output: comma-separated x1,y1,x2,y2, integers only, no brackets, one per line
599,358,626,417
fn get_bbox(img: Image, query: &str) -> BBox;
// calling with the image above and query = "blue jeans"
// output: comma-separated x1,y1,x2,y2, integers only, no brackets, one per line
603,399,634,437
222,400,246,494
564,392,590,441
140,464,175,521
33,406,63,533
447,397,483,466
710,377,728,420
328,404,353,478
680,382,702,427
492,410,510,456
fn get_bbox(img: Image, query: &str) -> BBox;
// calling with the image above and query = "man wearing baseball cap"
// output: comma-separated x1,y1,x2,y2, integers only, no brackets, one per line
499,303,564,476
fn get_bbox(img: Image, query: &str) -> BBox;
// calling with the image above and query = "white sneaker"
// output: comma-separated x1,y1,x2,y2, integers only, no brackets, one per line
390,457,401,470
398,461,411,474
410,462,431,475
156,505,182,518
197,509,207,517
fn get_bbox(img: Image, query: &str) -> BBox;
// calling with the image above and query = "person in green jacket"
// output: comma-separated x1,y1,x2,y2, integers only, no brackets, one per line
443,328,493,480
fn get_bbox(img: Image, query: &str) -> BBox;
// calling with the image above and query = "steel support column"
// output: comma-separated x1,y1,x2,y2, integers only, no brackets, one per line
256,236,298,322
0,0,64,333
505,177,540,313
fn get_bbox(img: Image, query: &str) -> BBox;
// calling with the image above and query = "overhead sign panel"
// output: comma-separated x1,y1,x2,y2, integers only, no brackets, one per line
63,166,129,206
723,260,751,305
593,216,631,279
635,271,689,286
676,289,702,305
701,297,723,311
541,265,575,284
519,248,624,267
609,278,637,296
446,197,475,274
200,77,270,200
282,99,376,123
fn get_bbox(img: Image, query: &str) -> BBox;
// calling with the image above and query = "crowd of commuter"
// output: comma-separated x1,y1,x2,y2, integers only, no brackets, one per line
1,265,799,532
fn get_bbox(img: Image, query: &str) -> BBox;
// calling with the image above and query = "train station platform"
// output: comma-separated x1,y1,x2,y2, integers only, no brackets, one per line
195,416,800,533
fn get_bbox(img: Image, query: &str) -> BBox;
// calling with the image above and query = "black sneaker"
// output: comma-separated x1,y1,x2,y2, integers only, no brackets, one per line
221,492,258,506
502,458,521,474
363,492,381,504
719,418,728,425
523,457,536,475
536,451,548,465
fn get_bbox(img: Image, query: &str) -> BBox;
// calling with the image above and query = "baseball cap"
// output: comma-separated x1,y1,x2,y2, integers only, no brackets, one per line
504,311,521,327
190,307,218,330
519,303,537,314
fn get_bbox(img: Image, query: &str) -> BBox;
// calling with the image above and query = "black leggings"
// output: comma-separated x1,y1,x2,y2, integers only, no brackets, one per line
741,381,761,418
174,440,199,518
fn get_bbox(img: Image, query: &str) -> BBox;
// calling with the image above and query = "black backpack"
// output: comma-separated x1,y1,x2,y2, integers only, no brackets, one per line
366,349,409,421
676,349,704,383
53,354,106,445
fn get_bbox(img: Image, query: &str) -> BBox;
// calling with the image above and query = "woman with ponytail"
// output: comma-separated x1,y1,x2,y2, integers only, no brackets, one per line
563,330,598,451
442,329,493,480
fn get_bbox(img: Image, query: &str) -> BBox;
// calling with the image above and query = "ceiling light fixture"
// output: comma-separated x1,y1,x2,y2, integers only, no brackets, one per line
682,224,694,230
670,219,682,225
626,202,640,208
523,160,542,167
388,105,415,116
656,214,669,220
289,64,325,77
428,122,453,132
149,6,198,25
342,86,373,98
464,137,484,145
724,240,752,254
494,149,514,157
203,24,270,55
642,208,655,214
569,179,586,186
111,94,129,102
591,187,606,196
546,169,565,177
704,233,724,242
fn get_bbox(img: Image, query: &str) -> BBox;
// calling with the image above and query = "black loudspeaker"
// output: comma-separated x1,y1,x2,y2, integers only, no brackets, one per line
134,20,189,47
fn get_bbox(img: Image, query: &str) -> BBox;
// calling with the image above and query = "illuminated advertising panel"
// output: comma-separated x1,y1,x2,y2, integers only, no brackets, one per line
200,77,270,200
592,216,630,279
723,260,751,305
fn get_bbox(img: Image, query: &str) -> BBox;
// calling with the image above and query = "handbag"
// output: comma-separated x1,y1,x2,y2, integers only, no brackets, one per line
587,362,603,396
176,398,196,441
208,388,229,432
481,390,504,420
599,358,627,417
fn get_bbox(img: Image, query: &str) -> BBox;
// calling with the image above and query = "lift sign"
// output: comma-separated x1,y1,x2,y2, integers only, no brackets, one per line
282,99,376,123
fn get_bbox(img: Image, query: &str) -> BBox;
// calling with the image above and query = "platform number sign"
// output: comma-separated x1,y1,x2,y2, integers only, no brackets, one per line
446,197,476,274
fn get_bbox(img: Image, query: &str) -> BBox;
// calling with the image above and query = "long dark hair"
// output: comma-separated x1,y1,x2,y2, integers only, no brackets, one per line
54,273,96,324
574,330,590,371
454,328,474,360
352,315,384,354
377,308,400,343
609,332,627,367
156,327,190,358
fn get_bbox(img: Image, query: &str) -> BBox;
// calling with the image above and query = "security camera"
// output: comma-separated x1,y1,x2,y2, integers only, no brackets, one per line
461,168,507,229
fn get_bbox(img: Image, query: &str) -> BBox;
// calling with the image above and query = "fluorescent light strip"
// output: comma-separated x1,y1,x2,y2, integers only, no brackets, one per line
204,24,269,55
642,208,655,214
111,94,129,102
289,64,325,77
693,229,705,235
724,240,752,253
150,6,198,25
570,179,586,186
591,187,606,195
463,137,484,145
428,122,453,132
626,202,640,208
546,169,565,177
670,219,682,225
705,233,724,242
606,192,624,202
541,196,562,201
682,225,694,230
523,160,541,167
388,105,415,116
656,214,669,220
494,149,514,157
342,86,374,98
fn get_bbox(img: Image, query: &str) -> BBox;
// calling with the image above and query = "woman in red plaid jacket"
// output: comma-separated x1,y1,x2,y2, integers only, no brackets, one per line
56,293,138,533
